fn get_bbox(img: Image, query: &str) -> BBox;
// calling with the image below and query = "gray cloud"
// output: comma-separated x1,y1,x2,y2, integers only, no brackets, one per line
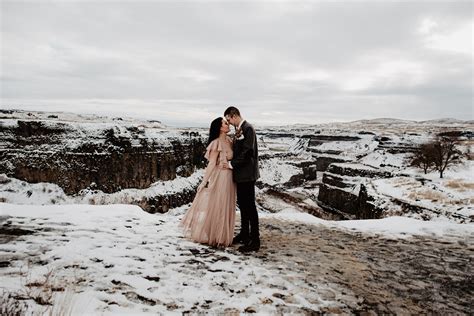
1,0,472,126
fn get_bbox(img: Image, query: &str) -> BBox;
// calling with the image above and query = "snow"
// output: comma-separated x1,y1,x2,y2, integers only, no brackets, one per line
0,203,340,314
371,160,474,221
330,162,379,171
258,158,301,186
312,137,378,157
264,211,474,239
0,109,167,128
259,137,293,152
2,110,473,312
359,151,407,169
1,201,472,314
334,216,473,237
0,110,198,153
0,171,203,206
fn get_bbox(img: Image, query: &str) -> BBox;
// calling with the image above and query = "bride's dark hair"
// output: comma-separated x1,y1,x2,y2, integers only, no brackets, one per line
207,117,223,146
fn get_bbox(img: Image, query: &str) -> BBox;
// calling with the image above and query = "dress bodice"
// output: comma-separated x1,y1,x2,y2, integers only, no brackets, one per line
205,138,233,164
219,138,233,162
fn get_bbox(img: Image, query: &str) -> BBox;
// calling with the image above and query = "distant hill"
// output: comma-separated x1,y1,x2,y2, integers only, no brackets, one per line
345,117,473,126
0,109,167,128
350,118,414,125
418,118,474,124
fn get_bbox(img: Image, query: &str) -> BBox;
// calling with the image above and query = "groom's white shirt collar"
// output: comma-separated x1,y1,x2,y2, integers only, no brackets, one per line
237,119,245,130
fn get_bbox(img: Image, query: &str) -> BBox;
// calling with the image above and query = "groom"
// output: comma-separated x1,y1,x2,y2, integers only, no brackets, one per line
223,106,260,252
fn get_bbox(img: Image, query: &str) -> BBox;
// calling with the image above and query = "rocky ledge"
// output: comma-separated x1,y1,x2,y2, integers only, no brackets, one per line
0,110,206,195
317,163,392,219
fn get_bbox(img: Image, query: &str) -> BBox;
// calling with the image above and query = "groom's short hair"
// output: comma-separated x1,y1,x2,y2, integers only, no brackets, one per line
224,106,240,118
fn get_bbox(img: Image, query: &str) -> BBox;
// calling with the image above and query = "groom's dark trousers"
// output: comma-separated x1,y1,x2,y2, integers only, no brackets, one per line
237,181,259,240
230,120,260,242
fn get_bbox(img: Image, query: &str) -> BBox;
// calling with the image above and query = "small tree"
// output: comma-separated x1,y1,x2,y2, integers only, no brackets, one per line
431,137,462,178
410,137,462,178
409,143,435,174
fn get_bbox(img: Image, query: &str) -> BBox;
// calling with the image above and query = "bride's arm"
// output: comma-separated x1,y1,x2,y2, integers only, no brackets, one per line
219,136,233,169
198,149,219,191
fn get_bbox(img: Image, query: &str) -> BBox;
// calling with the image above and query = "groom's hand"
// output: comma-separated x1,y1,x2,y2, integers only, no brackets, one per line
220,161,230,169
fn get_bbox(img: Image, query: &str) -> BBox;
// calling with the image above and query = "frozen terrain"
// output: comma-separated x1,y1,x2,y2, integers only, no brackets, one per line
1,203,472,314
1,111,473,314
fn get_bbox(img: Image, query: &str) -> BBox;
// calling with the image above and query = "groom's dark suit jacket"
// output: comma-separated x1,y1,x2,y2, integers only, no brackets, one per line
231,121,260,183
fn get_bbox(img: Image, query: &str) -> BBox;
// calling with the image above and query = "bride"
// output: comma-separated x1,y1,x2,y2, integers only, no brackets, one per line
180,117,236,247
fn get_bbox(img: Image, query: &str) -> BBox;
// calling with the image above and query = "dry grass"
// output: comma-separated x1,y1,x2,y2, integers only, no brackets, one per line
2,265,80,315
444,179,474,192
0,290,27,316
391,177,419,188
45,287,76,316
407,189,447,202
20,268,57,306
407,188,472,206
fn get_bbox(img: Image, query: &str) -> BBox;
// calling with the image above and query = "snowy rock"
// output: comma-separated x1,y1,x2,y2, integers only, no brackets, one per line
318,163,393,219
0,110,206,194
316,155,354,172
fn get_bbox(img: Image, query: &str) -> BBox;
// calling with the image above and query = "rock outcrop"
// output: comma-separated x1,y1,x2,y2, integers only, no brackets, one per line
317,163,392,219
130,188,198,214
309,135,361,146
315,155,353,172
0,112,206,195
375,136,418,154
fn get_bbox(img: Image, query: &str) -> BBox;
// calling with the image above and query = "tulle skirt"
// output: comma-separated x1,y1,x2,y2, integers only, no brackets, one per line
181,168,236,247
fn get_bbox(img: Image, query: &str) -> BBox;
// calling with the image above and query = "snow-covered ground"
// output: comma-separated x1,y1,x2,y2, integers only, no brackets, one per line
371,160,474,221
1,203,472,314
4,203,289,314
309,136,379,158
358,150,407,170
267,209,473,239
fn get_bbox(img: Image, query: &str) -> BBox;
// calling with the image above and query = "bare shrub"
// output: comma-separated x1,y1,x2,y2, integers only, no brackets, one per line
4,265,80,315
22,269,56,306
0,290,27,316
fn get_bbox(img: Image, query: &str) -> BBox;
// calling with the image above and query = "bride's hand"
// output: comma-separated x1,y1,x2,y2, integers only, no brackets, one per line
197,183,205,192
197,180,209,192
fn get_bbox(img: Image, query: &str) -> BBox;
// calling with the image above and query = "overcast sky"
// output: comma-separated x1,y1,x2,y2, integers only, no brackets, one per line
1,0,472,127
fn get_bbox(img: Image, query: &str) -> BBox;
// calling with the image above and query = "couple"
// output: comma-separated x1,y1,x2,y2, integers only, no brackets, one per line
181,106,260,252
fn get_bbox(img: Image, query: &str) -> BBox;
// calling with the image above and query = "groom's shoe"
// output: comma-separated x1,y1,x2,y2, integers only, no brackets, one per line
238,239,260,252
232,233,250,245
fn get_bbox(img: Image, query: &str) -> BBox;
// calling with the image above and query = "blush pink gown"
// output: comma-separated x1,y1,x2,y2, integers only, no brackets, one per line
181,137,237,247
